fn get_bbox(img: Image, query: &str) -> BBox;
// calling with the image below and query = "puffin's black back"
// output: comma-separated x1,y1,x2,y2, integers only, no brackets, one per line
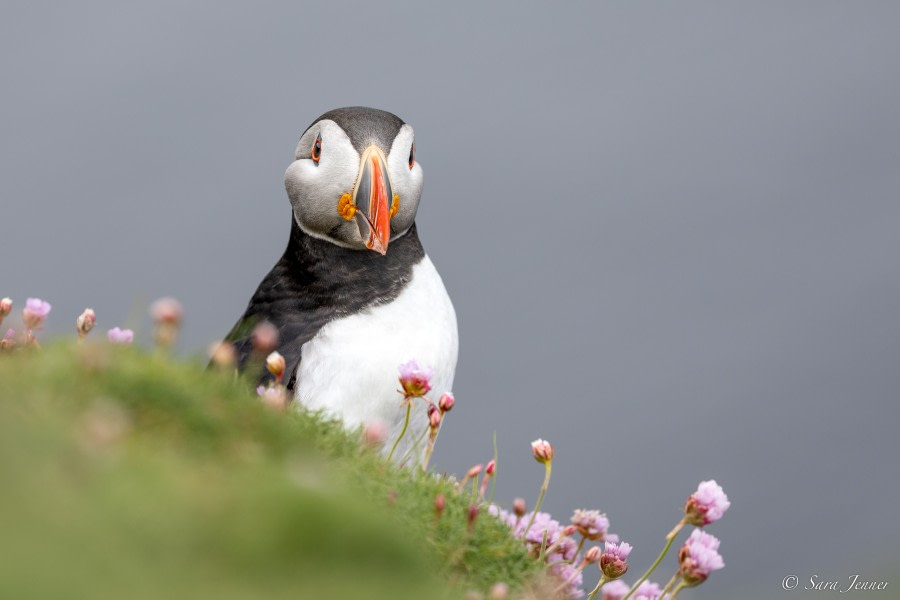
224,218,425,387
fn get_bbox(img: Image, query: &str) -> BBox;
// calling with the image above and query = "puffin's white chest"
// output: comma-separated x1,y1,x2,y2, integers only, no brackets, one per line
294,255,458,442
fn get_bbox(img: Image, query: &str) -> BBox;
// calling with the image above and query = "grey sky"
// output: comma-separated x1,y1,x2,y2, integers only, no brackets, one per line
3,2,899,597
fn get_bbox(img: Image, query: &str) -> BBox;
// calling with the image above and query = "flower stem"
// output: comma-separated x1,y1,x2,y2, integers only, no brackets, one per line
572,535,586,564
522,462,552,537
622,519,685,600
669,580,687,599
387,401,412,463
488,431,499,505
586,575,607,600
660,571,680,596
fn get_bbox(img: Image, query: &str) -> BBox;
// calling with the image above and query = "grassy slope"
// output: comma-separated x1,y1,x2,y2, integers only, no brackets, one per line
0,343,540,600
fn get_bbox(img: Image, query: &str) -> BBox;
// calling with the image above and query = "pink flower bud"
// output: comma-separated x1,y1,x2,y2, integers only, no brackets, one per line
429,405,442,430
531,438,554,464
266,351,286,380
466,464,483,480
363,419,388,445
106,327,134,345
0,328,15,351
599,541,632,580
0,297,12,320
467,504,479,528
562,525,577,537
489,583,509,599
251,321,279,353
678,529,724,586
485,459,496,476
208,341,237,369
513,498,526,518
584,546,601,563
22,297,51,329
684,480,731,526
438,391,455,412
434,493,446,517
397,359,434,398
149,297,183,325
76,308,96,337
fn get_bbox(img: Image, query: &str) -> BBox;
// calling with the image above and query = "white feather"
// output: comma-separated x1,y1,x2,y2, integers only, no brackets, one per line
294,254,458,460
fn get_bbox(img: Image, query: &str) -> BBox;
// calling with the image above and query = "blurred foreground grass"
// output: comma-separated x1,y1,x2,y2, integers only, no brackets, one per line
0,342,539,600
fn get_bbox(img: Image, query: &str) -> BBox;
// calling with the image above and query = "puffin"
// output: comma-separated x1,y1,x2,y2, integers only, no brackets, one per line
223,107,458,458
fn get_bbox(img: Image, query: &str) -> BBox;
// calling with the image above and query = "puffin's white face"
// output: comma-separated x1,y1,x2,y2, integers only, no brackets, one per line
284,118,423,254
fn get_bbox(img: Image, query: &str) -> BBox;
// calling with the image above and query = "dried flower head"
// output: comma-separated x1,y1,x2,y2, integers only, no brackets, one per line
266,351,286,381
684,480,731,526
76,308,96,338
397,359,434,398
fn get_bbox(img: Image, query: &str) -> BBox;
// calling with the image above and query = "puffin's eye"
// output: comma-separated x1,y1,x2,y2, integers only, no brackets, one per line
311,134,322,163
408,143,415,169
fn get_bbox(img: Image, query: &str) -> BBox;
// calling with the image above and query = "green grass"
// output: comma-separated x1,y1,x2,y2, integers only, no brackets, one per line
0,342,541,600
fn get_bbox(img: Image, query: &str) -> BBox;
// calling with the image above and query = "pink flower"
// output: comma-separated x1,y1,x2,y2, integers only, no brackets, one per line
513,498,526,518
489,582,510,600
599,541,632,580
0,328,15,350
485,459,496,476
438,391,455,412
584,546,601,563
106,327,134,345
428,404,442,430
256,384,288,411
363,419,388,445
632,581,663,599
571,509,610,541
149,297,183,324
531,438,554,463
397,360,434,398
0,297,12,320
600,579,630,600
678,529,725,586
22,297,51,329
684,480,731,526
251,321,279,353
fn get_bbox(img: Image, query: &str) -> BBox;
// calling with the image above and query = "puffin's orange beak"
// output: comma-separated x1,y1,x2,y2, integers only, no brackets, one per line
352,145,392,255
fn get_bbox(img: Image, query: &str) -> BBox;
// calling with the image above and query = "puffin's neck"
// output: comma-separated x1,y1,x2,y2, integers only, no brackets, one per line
281,217,425,293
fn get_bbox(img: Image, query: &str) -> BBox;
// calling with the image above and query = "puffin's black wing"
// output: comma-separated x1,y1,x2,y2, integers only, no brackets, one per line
221,218,426,389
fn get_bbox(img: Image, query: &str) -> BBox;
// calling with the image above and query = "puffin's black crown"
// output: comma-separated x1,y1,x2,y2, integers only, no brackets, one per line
306,106,406,154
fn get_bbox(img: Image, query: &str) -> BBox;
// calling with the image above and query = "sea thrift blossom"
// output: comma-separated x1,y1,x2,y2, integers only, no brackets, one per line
678,529,725,586
684,480,731,526
434,493,446,518
599,541,632,580
584,546,601,563
363,419,388,445
600,579,630,600
256,385,288,411
0,328,15,350
76,308,96,338
106,327,134,345
550,560,585,599
513,498,527,518
149,297,183,324
208,341,237,369
266,351,286,381
251,321,279,353
438,391,455,412
531,438,554,463
467,504,479,529
571,509,610,541
428,404,442,430
22,298,51,329
397,360,434,398
631,580,663,600
489,582,509,600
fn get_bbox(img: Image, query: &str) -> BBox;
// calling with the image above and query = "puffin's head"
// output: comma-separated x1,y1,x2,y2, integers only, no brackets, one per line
284,107,422,255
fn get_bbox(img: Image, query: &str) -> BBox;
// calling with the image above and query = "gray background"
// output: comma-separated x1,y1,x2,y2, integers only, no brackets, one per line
2,2,899,598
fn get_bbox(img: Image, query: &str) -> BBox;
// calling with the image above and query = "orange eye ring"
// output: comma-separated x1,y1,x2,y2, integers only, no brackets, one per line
311,134,322,163
408,143,415,169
